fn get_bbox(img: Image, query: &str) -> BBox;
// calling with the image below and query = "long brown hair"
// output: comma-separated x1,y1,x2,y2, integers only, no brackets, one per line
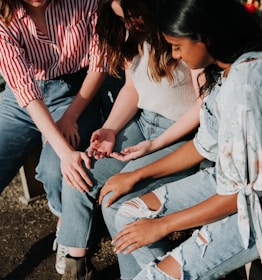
0,0,59,25
97,0,177,82
0,0,18,25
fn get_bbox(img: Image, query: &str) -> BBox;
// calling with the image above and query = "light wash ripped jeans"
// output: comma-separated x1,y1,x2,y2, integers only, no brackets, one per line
0,73,101,217
58,110,198,278
115,168,259,280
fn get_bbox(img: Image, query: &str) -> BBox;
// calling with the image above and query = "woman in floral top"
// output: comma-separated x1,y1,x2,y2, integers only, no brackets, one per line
98,0,262,279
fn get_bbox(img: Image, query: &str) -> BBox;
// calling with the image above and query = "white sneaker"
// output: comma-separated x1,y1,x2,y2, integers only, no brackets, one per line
53,229,69,275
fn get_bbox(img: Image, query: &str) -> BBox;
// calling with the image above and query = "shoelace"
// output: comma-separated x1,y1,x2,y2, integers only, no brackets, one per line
57,244,68,257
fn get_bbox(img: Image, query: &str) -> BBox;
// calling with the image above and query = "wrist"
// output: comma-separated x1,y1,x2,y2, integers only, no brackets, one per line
159,216,175,236
151,137,169,153
57,143,74,159
150,139,161,152
133,167,147,181
63,109,79,123
101,125,118,136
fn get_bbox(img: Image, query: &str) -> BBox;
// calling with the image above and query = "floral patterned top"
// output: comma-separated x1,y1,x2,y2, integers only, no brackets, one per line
194,52,262,259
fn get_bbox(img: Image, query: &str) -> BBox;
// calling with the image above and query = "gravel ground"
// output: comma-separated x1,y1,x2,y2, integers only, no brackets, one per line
0,173,120,280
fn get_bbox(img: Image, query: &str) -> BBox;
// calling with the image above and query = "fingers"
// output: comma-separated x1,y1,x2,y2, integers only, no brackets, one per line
87,145,96,157
121,146,133,153
98,187,107,205
63,169,89,192
115,239,137,255
104,192,118,207
110,152,127,161
100,191,119,207
112,228,140,254
69,132,80,149
90,131,99,143
82,152,91,169
88,138,100,157
93,150,107,160
110,151,139,161
77,160,93,188
88,141,112,159
62,154,93,193
111,226,130,246
99,183,114,205
99,178,117,205
62,126,80,149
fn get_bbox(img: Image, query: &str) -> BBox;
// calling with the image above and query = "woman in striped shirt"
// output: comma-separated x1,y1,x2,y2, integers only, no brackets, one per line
0,0,107,274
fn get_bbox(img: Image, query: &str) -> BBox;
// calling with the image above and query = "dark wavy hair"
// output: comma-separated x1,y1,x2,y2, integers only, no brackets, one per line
97,0,177,82
156,0,262,96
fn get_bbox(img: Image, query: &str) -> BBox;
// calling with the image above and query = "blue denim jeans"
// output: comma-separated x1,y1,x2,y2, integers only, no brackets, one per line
115,168,259,280
58,110,198,278
0,76,102,217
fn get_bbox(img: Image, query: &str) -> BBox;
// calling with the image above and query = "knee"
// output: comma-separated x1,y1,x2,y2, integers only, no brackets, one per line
61,180,77,205
138,255,182,280
36,143,60,171
36,148,61,185
156,254,182,279
115,187,167,232
61,180,94,212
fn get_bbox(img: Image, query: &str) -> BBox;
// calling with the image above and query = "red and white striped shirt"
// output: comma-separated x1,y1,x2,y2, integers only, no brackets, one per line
0,0,107,107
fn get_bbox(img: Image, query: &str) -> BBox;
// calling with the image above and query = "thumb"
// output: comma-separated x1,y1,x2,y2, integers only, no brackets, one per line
82,153,91,169
105,192,119,208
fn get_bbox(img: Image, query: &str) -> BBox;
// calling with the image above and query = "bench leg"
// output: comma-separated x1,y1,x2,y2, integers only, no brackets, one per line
19,142,45,204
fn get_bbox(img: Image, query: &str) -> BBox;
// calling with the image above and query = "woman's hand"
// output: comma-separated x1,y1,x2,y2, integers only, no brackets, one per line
110,140,154,161
99,172,138,207
60,150,93,192
55,115,80,149
88,128,116,159
112,218,166,254
43,114,81,149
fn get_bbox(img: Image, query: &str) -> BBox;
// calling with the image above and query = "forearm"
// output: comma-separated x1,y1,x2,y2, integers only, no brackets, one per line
160,193,238,236
102,89,138,132
151,98,202,152
27,99,73,158
133,140,204,181
102,68,139,133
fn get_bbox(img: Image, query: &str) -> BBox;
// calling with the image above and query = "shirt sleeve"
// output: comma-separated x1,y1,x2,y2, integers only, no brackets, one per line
0,23,43,107
193,87,220,162
193,105,218,162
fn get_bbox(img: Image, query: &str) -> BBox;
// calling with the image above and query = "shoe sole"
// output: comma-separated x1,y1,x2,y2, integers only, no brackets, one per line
56,265,65,275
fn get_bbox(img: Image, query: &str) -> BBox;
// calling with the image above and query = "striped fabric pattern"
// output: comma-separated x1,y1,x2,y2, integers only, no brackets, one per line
0,0,107,107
